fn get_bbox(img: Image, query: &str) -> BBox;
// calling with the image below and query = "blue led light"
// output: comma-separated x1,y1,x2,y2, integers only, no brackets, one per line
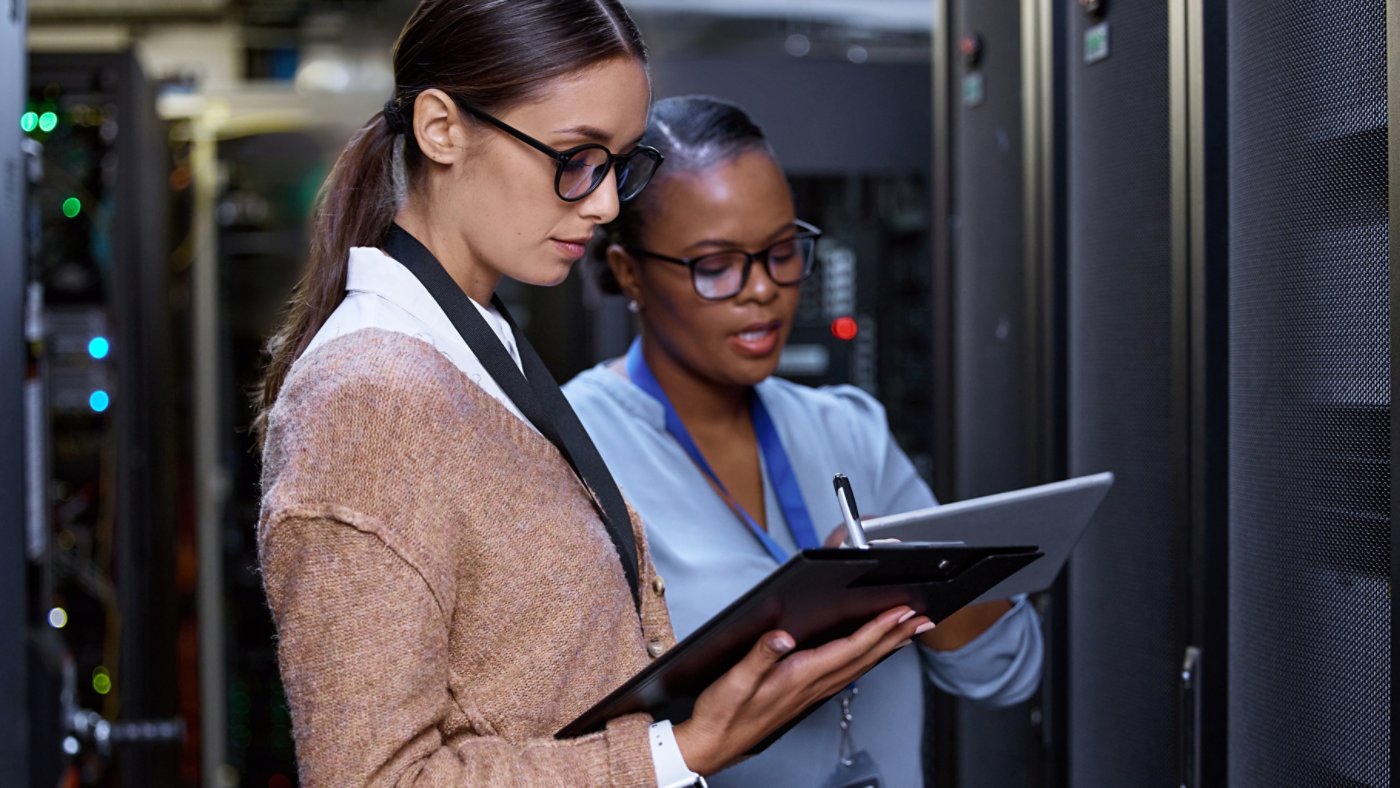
88,336,110,359
89,390,110,413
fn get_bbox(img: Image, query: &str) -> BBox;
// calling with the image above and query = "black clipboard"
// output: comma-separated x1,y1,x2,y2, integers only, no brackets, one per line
557,541,1041,740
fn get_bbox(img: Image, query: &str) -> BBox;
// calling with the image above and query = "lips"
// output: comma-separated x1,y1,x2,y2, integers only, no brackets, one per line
728,320,783,357
552,237,590,260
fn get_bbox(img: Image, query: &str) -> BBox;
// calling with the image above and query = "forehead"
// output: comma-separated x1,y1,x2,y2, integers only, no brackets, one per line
499,56,651,147
644,152,795,247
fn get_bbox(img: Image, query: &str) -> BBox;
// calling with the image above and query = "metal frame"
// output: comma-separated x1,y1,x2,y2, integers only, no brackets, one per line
1170,1,1230,785
930,0,955,504
927,2,963,784
1022,1,1068,786
191,117,228,788
1021,0,1063,489
0,0,30,782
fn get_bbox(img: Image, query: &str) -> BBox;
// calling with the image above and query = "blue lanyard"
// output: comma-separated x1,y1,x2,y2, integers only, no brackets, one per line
626,338,820,563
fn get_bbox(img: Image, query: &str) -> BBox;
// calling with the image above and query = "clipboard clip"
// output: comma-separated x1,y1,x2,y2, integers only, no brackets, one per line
832,474,870,549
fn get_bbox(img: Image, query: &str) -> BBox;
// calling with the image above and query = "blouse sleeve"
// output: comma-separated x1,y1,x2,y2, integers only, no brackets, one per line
919,595,1045,706
259,512,655,787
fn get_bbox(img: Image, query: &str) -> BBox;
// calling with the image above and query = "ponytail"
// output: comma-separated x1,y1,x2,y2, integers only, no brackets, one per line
254,113,401,444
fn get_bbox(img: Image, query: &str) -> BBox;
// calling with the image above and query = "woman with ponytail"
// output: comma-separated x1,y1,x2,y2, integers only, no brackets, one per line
255,3,933,786
564,95,1045,786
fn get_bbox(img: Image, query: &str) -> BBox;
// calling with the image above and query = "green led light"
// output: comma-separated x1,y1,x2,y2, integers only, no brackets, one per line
20,112,38,133
62,197,81,219
92,667,112,695
38,111,58,133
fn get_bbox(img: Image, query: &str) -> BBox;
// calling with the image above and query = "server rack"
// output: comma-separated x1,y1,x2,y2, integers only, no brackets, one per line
935,0,1391,785
21,50,183,786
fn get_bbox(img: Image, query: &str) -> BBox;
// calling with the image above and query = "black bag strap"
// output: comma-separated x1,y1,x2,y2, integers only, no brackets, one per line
383,224,642,610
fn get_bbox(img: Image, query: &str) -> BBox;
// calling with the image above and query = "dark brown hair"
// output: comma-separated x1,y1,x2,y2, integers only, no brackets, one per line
256,0,646,439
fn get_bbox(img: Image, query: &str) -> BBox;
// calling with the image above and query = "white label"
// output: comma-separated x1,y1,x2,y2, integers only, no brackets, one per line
25,380,46,561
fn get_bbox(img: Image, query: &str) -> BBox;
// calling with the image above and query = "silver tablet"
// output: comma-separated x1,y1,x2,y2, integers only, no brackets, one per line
862,472,1114,604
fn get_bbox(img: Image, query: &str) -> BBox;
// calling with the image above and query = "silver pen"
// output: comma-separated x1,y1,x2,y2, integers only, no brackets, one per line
832,474,870,549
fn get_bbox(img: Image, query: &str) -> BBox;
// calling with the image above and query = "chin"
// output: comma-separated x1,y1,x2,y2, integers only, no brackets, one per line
514,261,576,289
729,356,783,388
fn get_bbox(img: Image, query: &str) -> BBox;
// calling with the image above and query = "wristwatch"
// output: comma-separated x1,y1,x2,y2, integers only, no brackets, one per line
649,719,707,788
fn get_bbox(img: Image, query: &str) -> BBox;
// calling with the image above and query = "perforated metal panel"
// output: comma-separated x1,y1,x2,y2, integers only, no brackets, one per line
1227,2,1391,785
1064,2,1182,785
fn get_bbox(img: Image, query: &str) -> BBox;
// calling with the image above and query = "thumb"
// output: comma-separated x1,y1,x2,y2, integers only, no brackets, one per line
734,629,795,681
711,629,800,702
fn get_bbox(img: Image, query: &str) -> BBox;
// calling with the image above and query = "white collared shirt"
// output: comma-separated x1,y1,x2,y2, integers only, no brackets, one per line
303,246,696,787
305,245,535,431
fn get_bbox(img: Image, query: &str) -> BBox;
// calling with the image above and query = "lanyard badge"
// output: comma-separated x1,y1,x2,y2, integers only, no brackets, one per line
819,686,884,788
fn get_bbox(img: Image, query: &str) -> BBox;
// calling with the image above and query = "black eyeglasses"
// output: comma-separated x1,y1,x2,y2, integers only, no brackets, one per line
453,97,663,203
628,220,823,300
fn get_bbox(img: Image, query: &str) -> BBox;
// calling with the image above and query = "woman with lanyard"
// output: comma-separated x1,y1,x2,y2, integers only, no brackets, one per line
564,95,1045,786
254,4,934,786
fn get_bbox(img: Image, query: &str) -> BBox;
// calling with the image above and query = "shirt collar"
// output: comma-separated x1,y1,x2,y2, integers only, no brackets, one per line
346,244,520,360
577,361,781,432
347,244,465,336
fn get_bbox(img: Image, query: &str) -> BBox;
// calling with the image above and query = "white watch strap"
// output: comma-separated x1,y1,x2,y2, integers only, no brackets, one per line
649,719,706,788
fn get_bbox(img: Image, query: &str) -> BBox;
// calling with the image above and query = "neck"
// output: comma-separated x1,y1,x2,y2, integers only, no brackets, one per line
639,335,752,430
394,205,498,305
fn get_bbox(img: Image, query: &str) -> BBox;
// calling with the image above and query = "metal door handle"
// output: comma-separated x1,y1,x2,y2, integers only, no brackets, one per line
1179,646,1202,788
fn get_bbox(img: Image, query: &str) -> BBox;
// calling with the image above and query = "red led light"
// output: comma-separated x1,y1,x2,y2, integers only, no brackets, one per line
831,316,859,341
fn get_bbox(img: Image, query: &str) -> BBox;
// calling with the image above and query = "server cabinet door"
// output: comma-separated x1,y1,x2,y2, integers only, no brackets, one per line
1063,2,1187,785
951,0,1032,501
944,1,1047,786
1227,1,1391,784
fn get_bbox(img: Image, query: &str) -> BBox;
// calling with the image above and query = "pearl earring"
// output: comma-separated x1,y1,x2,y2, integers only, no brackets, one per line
627,299,640,314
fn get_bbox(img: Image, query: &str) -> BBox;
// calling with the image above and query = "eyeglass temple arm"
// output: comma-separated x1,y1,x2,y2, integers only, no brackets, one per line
628,249,692,267
456,100,568,162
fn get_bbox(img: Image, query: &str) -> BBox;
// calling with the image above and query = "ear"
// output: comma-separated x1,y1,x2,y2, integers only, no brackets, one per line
411,88,470,165
606,243,645,305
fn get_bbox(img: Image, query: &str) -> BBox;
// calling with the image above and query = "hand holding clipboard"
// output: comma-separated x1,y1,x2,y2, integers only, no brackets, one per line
560,476,1045,770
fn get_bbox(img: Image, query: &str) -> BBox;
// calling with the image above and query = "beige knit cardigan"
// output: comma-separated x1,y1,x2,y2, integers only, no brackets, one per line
258,329,675,786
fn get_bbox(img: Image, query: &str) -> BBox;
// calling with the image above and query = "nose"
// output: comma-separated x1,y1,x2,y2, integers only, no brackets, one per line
735,255,781,304
577,165,621,224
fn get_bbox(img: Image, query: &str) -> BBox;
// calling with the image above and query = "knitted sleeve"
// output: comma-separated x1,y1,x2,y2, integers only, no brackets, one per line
260,510,655,787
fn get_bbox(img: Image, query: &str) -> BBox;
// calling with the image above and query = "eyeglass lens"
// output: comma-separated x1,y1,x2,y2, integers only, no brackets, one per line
558,148,660,202
692,236,816,299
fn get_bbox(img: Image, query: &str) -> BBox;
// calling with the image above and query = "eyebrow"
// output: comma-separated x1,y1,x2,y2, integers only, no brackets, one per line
683,221,797,254
552,124,644,149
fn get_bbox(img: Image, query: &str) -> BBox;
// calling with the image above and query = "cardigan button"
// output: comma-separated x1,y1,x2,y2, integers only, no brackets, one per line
651,575,666,597
647,640,666,658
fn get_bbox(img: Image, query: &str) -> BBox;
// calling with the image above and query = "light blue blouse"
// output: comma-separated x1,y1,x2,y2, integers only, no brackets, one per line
564,364,1044,787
